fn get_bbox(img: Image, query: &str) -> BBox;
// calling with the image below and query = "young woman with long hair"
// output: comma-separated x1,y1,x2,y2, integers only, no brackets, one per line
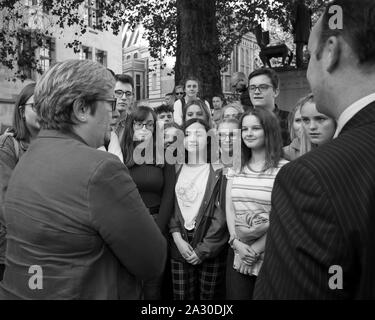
169,118,228,300
225,108,288,299
182,99,214,129
120,106,176,299
0,82,39,280
284,93,336,160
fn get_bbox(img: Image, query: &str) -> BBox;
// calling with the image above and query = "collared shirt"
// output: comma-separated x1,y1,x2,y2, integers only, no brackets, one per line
274,104,291,147
334,92,375,138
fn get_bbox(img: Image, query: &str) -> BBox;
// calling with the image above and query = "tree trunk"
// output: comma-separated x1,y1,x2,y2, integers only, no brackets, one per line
175,0,222,102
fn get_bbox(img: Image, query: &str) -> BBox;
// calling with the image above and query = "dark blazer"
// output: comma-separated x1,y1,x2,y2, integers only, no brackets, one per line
254,102,375,299
0,130,166,300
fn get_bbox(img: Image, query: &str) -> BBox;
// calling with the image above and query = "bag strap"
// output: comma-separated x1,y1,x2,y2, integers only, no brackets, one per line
11,137,20,161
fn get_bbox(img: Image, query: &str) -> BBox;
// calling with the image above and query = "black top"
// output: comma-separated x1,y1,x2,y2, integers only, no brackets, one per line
129,164,176,234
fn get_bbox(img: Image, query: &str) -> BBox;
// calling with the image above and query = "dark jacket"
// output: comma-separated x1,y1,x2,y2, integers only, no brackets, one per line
254,102,375,299
0,134,28,265
170,164,229,262
0,130,166,300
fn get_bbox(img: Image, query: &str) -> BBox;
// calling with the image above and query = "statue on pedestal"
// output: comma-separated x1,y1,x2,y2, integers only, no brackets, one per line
255,24,293,68
291,0,312,68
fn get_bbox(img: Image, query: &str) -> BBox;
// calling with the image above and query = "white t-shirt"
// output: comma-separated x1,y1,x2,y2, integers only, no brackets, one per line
173,98,211,126
175,164,210,230
97,131,124,163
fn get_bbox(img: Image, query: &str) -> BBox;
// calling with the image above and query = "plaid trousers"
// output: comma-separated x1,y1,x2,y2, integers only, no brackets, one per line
171,228,226,300
171,255,226,300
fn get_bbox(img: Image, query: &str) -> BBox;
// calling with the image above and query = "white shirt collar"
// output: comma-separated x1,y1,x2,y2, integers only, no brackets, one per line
333,92,375,138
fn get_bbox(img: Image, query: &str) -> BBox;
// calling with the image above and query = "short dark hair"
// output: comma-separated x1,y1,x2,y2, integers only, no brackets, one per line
248,68,280,89
212,94,224,101
317,0,375,66
183,76,200,90
115,74,134,89
154,104,174,115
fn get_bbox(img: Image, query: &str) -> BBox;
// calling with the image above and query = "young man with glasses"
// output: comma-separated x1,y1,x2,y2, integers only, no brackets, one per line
248,68,290,146
112,74,135,143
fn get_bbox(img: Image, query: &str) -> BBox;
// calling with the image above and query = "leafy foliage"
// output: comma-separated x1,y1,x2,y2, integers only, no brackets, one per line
0,0,327,81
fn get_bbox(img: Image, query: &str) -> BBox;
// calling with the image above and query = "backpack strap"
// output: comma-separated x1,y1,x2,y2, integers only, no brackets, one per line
11,137,20,161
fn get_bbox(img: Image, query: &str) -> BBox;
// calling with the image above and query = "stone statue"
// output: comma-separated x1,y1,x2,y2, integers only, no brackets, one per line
291,0,312,68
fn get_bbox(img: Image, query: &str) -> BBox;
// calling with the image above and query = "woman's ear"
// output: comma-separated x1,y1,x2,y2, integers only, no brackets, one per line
72,99,90,122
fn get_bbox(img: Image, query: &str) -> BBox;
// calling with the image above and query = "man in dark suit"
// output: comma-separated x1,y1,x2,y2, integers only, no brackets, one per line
0,60,166,299
254,0,375,299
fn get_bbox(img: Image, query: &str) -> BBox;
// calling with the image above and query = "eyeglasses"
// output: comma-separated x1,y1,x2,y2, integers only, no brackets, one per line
249,84,273,93
114,90,133,98
99,99,117,112
175,92,184,96
134,120,154,130
218,132,235,140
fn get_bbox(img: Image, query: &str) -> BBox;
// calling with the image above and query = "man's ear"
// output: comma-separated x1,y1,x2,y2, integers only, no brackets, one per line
324,36,341,73
72,99,90,123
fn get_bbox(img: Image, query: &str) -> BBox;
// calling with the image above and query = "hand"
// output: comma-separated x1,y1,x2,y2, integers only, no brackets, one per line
233,240,258,266
174,237,194,261
238,261,253,275
185,251,202,265
133,129,152,142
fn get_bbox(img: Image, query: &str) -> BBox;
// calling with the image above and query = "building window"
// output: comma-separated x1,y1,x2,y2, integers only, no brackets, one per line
80,46,92,60
136,74,141,101
17,31,55,80
245,48,250,76
39,37,55,73
17,30,34,80
95,49,107,67
84,0,102,28
152,74,157,91
224,75,231,93
240,48,245,73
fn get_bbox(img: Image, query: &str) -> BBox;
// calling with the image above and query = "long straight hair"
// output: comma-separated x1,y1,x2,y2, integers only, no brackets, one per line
182,99,214,128
240,108,283,172
12,82,36,142
121,106,157,168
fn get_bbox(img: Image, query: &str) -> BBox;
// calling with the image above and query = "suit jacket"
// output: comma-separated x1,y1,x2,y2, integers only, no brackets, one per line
254,102,375,299
0,130,166,299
